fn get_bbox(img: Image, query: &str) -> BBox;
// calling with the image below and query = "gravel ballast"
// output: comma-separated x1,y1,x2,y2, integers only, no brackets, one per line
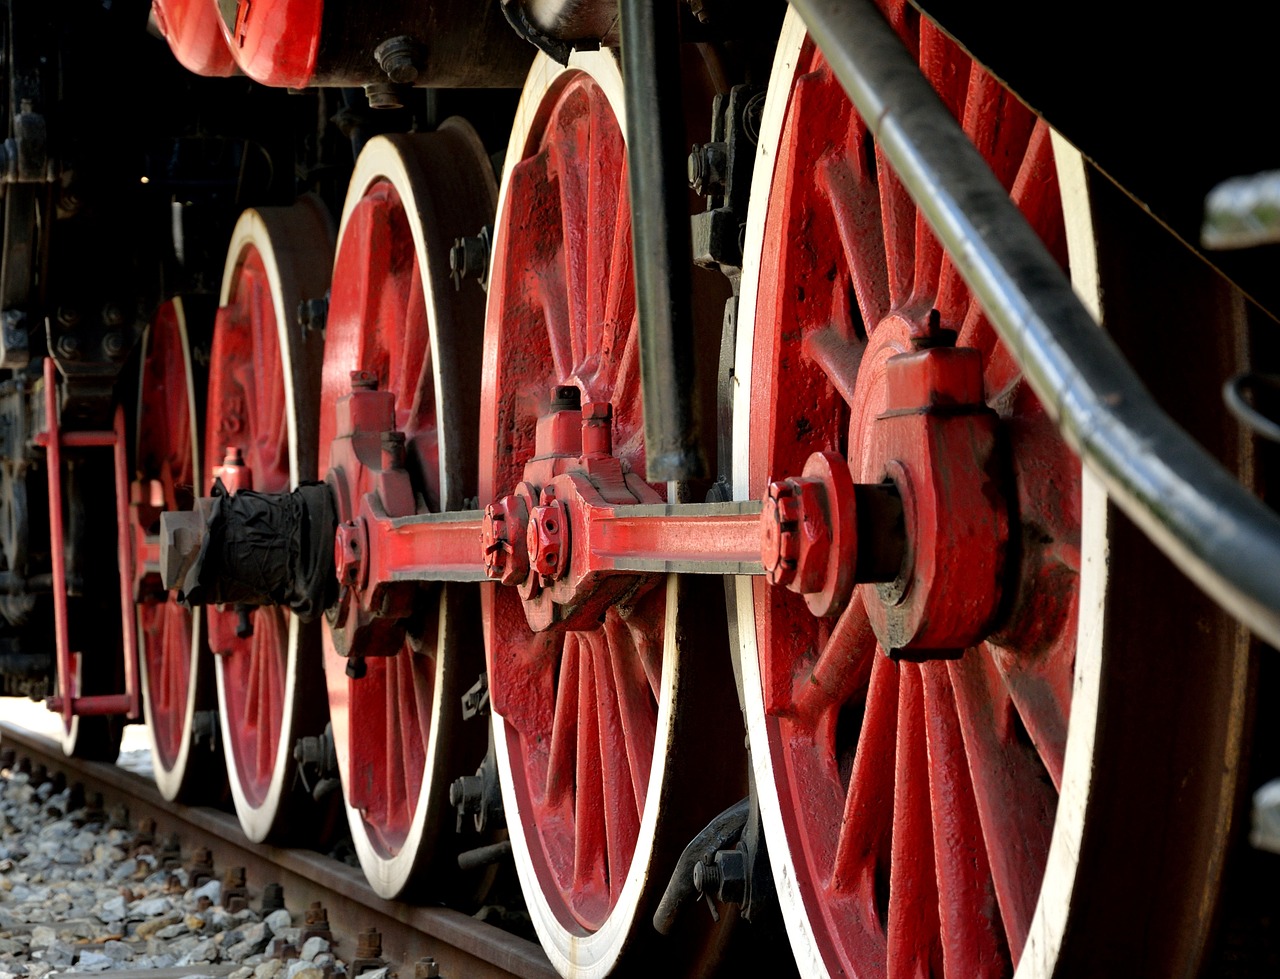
0,760,362,979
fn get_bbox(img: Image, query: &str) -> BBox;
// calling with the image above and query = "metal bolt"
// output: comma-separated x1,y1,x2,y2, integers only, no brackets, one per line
581,401,613,458
526,498,567,581
482,495,529,585
550,384,581,410
364,82,406,110
56,307,80,328
760,481,801,587
449,775,484,814
102,303,125,328
193,710,219,747
297,297,328,335
304,901,328,927
356,928,383,959
910,308,957,350
687,142,728,196
448,227,491,291
414,958,441,979
261,882,285,912
101,332,126,359
294,736,323,766
374,36,423,85
334,521,363,586
235,605,254,640
350,370,378,391
54,334,81,360
693,848,748,905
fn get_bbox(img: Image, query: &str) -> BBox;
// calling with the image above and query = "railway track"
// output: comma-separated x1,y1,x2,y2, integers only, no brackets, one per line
0,720,556,979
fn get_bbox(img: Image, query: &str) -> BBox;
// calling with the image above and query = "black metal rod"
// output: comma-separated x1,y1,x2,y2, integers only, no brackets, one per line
792,0,1280,647
620,1,706,481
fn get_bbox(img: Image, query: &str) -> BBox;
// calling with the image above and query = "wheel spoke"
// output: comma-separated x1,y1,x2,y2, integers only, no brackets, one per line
920,663,1007,976
601,168,636,397
960,64,1036,194
886,663,942,979
385,652,407,834
573,642,607,903
551,123,589,372
821,148,889,331
876,146,917,314
584,94,620,359
795,591,877,721
602,611,657,806
804,313,866,409
546,635,579,809
948,651,1054,962
588,629,640,894
990,638,1070,791
832,652,898,894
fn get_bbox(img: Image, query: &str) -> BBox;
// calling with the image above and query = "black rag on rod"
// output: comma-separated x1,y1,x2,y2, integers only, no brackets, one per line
174,481,337,621
620,0,706,482
790,0,1280,647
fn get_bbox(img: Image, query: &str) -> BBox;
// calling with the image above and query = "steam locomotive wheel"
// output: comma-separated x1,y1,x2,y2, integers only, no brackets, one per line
208,199,332,843
320,129,494,899
135,298,219,800
735,6,1251,977
480,53,739,977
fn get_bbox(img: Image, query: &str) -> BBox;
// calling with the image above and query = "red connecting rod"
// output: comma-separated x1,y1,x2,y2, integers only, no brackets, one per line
330,337,994,654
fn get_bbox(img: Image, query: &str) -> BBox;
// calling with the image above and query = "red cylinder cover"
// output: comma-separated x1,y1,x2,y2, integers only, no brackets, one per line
151,0,237,77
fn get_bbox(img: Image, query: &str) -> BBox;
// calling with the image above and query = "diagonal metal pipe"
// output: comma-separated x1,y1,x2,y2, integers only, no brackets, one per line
788,0,1280,648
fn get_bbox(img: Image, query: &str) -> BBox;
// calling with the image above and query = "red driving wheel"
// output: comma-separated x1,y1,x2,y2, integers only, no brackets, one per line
736,7,1253,978
480,53,741,977
208,199,332,843
136,298,220,800
320,128,493,899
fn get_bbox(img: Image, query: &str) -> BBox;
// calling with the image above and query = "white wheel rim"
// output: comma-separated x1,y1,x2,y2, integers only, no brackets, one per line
136,296,206,798
482,49,679,978
213,205,323,843
323,131,492,898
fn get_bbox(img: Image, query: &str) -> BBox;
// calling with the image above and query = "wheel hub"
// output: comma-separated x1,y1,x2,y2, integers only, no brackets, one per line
764,340,1008,658
482,388,664,633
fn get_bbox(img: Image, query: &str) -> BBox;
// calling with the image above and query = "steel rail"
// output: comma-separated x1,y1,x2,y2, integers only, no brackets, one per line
0,722,556,979
790,0,1280,648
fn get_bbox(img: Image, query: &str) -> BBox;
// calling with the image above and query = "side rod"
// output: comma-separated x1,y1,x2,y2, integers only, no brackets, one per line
791,0,1280,647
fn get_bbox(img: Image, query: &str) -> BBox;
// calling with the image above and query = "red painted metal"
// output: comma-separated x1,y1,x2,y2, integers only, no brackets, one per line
216,0,323,88
320,176,438,856
41,356,72,730
745,7,1079,974
206,244,294,807
479,73,665,930
859,344,1006,652
762,450,859,617
134,300,199,775
38,357,141,727
215,446,253,494
151,0,237,77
